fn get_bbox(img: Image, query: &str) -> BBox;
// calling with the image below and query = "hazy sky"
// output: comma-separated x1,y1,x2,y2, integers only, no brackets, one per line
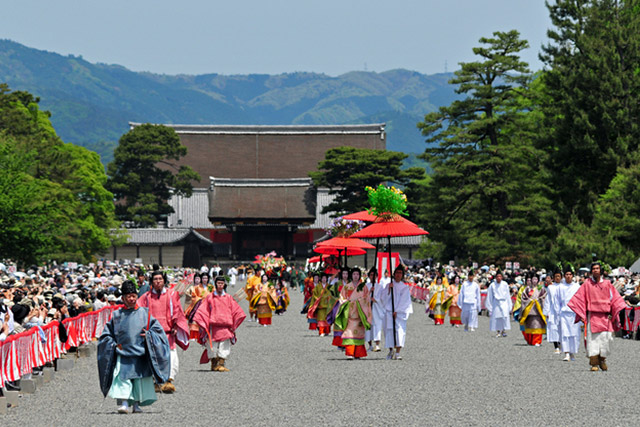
1,0,551,76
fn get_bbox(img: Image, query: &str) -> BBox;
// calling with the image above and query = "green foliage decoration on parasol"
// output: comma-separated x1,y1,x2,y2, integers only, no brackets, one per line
365,184,408,219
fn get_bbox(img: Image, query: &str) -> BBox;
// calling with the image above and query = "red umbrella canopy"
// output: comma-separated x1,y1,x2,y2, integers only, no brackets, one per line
342,211,418,227
342,210,378,222
308,256,322,263
316,236,375,250
313,246,367,256
351,215,428,238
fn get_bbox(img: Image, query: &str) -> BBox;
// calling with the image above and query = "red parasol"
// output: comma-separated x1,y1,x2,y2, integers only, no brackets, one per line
308,256,322,263
343,211,418,226
316,236,375,250
351,214,428,348
351,218,428,238
313,246,366,256
314,236,373,266
342,210,378,222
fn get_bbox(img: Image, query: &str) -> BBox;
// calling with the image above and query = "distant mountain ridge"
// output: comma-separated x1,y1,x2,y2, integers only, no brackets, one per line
0,39,459,164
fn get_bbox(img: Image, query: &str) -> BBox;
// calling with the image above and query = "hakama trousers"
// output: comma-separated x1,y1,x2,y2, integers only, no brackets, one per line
489,315,511,332
586,321,613,357
206,339,231,359
170,347,179,380
344,345,367,358
460,303,479,329
384,315,407,348
523,333,542,346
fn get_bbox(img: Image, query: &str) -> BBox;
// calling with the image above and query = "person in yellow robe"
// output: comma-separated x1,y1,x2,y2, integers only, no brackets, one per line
184,273,210,340
249,274,277,326
444,276,462,327
429,276,447,325
307,273,335,336
245,268,262,322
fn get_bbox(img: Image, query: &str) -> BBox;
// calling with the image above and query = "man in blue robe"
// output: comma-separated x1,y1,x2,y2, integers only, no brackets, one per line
98,280,170,414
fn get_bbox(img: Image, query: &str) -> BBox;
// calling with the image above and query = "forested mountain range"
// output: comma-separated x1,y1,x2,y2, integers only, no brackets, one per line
0,39,459,164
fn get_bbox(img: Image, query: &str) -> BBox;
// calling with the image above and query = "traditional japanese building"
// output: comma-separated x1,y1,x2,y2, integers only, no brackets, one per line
146,123,386,261
110,123,428,264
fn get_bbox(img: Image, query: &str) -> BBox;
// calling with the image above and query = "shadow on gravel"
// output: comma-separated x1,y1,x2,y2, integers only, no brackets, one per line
92,410,163,415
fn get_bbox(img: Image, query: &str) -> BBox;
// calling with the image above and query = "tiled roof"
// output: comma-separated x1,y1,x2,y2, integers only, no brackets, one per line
122,228,213,245
168,189,217,228
301,188,336,230
208,178,316,222
130,123,385,135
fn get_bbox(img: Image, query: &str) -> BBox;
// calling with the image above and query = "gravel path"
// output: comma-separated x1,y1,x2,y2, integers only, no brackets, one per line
5,286,640,426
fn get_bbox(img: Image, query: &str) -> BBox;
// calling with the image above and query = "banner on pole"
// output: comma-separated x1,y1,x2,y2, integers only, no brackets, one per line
376,252,400,279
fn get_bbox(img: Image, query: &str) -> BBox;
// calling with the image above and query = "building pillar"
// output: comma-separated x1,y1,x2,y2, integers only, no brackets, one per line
113,246,117,261
136,245,140,258
159,245,163,267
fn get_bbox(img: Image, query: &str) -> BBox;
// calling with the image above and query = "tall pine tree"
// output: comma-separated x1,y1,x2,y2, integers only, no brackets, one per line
417,31,554,264
540,0,640,223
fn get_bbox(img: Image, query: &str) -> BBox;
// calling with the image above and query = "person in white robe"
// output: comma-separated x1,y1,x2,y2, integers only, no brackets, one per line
558,268,581,361
365,268,386,352
458,270,482,332
486,272,512,337
227,266,238,287
381,266,412,360
543,269,562,354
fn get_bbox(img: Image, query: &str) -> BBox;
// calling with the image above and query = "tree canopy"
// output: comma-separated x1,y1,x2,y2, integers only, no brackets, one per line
539,0,640,224
309,146,425,217
0,84,120,265
106,124,200,227
415,31,555,265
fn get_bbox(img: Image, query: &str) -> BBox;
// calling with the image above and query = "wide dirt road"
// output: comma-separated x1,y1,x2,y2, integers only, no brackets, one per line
6,286,639,426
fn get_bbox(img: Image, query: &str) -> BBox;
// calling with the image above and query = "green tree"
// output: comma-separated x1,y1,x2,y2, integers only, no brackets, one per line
0,139,56,265
540,0,640,223
106,124,200,227
309,146,425,217
417,30,555,264
555,155,640,267
0,84,120,264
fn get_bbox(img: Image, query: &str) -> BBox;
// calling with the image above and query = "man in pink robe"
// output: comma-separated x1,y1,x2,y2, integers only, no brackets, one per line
193,276,246,372
137,271,190,392
567,262,626,371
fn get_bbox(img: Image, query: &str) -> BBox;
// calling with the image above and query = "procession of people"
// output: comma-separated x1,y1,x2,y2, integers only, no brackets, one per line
0,254,635,415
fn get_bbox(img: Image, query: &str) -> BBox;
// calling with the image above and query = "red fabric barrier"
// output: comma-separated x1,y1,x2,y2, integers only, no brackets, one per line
407,283,429,302
622,306,640,332
0,305,121,388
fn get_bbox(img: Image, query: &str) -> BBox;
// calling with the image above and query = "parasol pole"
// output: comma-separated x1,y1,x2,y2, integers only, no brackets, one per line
343,247,348,268
388,235,397,348
374,238,380,283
